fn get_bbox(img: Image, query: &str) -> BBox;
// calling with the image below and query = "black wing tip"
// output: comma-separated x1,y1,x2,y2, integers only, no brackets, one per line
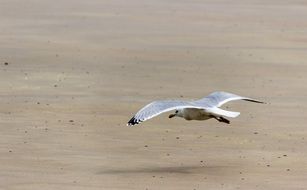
127,116,143,126
243,99,266,104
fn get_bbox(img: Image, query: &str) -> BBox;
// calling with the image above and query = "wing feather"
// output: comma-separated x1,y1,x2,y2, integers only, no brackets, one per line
195,91,264,108
127,100,203,126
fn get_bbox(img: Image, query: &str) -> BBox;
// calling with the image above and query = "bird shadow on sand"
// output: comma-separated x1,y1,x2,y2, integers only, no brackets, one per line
97,165,235,175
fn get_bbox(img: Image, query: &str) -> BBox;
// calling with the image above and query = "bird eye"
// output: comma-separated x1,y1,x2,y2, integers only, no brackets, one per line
175,110,178,113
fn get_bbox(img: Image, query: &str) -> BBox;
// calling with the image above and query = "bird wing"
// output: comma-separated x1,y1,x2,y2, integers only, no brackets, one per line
127,100,203,126
194,91,264,108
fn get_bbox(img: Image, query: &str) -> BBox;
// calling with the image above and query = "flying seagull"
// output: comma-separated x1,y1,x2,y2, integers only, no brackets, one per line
127,91,264,126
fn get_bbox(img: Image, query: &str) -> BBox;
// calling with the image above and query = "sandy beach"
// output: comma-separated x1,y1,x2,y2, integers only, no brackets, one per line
0,0,307,189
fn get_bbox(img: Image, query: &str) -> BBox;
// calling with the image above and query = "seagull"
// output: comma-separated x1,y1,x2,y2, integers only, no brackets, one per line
127,91,264,126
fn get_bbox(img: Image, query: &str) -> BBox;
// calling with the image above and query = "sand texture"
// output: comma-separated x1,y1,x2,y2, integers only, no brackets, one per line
0,0,307,189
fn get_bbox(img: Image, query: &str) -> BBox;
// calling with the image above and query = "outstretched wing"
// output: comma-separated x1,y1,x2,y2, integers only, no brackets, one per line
127,100,203,126
194,91,265,108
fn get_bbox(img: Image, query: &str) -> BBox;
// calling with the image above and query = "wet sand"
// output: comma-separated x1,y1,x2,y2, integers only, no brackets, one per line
0,0,307,189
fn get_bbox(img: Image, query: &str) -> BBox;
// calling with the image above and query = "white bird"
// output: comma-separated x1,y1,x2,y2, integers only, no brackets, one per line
127,91,264,126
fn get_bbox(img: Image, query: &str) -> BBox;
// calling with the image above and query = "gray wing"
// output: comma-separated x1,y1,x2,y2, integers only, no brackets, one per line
194,91,265,108
127,100,203,126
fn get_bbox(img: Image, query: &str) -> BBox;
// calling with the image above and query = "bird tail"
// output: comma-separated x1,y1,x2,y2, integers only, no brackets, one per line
206,107,240,118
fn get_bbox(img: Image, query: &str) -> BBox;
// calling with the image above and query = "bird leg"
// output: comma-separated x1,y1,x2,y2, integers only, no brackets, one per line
211,116,230,124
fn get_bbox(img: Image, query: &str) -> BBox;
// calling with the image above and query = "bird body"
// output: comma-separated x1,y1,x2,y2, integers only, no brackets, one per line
175,108,212,121
127,91,264,126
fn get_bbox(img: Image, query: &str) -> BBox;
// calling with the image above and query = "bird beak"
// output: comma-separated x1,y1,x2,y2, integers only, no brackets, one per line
169,114,176,118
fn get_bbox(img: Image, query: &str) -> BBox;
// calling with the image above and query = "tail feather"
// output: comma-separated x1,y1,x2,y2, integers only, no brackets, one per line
207,107,240,118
